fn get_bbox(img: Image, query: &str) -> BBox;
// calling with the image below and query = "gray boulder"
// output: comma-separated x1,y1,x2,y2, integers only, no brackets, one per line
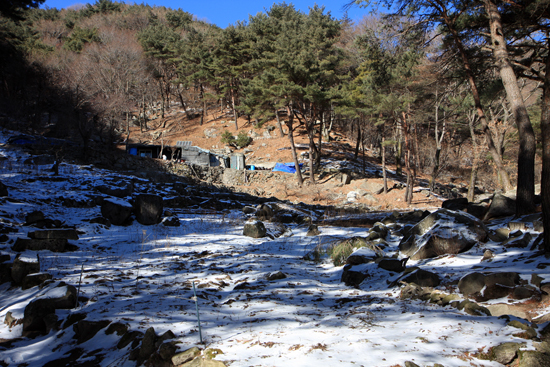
306,224,320,236
485,272,520,288
23,282,77,336
458,272,486,295
162,216,180,227
73,319,112,344
25,211,45,226
402,269,441,287
491,342,524,364
344,238,386,265
96,182,133,198
13,238,68,252
399,209,487,260
172,347,201,366
487,303,529,319
501,232,533,248
517,351,550,367
255,204,274,221
442,197,468,211
243,220,266,238
134,194,163,225
28,229,79,240
0,180,8,197
266,271,287,281
458,300,491,316
458,272,520,300
101,198,133,226
378,258,408,273
12,253,40,285
360,180,385,195
484,193,517,220
341,265,368,287
22,273,52,290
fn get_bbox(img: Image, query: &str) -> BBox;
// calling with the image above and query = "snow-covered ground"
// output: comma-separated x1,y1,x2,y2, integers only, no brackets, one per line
0,132,547,367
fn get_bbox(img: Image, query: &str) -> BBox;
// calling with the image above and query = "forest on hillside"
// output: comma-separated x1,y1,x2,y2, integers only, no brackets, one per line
0,0,549,249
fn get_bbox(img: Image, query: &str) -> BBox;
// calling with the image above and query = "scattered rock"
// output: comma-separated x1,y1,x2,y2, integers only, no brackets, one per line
25,211,45,226
101,198,133,226
243,220,266,238
341,264,368,287
485,272,520,288
73,319,111,344
4,311,21,328
306,224,320,236
11,253,39,285
458,273,485,296
134,326,158,364
23,282,77,336
458,300,491,316
13,238,69,252
378,258,408,273
502,232,533,248
28,229,79,240
516,351,550,367
266,271,287,281
96,183,133,198
0,180,8,197
401,269,440,287
255,204,274,221
399,209,487,260
134,194,163,225
512,286,535,300
360,180,384,195
117,330,144,349
508,320,538,340
172,347,201,366
162,216,181,227
481,249,494,261
486,304,530,320
341,173,352,185
491,342,524,365
484,193,516,221
21,272,52,290
399,283,432,300
442,197,468,211
106,322,129,336
62,313,87,329
459,271,520,299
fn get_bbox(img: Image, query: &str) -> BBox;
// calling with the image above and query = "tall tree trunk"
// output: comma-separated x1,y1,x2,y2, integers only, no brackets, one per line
308,136,316,184
316,112,324,169
275,109,285,137
484,0,536,215
444,13,513,192
159,81,165,119
541,39,550,253
354,118,362,160
382,136,388,194
395,120,403,176
286,105,303,186
431,101,446,191
403,112,414,204
231,89,238,130
199,84,205,126
467,110,481,202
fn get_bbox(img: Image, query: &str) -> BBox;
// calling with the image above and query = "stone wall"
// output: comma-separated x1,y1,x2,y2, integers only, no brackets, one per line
75,145,276,187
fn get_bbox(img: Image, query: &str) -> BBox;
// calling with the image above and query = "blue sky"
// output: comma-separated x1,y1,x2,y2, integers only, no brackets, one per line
41,0,370,27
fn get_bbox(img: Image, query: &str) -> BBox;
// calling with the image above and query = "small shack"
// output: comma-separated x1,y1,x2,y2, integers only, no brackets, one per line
126,142,214,167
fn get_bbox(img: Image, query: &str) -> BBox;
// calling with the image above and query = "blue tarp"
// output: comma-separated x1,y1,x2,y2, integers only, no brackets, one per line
272,163,302,174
